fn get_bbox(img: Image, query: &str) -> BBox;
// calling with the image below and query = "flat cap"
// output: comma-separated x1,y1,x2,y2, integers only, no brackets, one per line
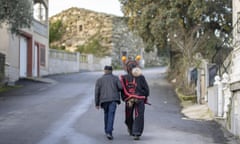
104,65,113,71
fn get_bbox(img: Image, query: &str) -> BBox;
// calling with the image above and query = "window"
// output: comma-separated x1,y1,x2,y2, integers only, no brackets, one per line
79,25,83,32
33,1,47,22
122,51,127,56
40,46,46,66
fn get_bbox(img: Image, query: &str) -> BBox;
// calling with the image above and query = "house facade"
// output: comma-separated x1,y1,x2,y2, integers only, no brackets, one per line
229,0,240,137
0,0,49,83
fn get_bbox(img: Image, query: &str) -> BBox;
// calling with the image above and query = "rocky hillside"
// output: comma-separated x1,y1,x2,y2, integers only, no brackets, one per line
50,7,114,53
50,7,161,67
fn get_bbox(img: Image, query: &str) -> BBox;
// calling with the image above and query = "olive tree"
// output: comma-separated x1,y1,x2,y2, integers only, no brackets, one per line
119,0,232,94
0,0,33,34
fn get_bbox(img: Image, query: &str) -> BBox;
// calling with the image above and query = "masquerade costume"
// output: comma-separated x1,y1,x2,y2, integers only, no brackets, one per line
120,59,149,140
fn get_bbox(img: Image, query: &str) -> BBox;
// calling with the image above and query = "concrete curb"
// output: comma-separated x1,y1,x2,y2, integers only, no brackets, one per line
24,77,57,84
181,104,214,120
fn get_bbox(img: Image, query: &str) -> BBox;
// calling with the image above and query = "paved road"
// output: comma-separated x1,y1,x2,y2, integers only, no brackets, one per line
0,67,239,144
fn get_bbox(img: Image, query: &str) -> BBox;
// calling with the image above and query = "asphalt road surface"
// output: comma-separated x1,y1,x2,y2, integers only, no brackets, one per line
0,67,239,144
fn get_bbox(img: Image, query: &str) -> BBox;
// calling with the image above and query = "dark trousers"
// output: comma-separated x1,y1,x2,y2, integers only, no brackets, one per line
125,99,145,136
101,101,117,135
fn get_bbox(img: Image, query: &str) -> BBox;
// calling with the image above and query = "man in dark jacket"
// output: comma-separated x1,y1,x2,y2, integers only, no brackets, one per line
95,65,122,140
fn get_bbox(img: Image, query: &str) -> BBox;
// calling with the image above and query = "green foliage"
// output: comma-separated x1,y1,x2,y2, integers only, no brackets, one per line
49,20,66,43
0,0,33,34
51,45,66,51
119,0,232,92
0,84,22,92
119,0,232,54
76,38,108,57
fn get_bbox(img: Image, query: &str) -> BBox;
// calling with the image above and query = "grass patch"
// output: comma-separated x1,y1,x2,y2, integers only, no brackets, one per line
0,85,22,93
175,88,197,107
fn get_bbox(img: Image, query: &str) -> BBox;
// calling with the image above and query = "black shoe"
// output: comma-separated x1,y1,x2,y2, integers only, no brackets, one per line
106,133,113,140
133,135,140,140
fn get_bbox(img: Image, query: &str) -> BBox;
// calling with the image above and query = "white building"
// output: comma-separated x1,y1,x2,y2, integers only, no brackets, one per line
229,0,240,137
0,0,49,83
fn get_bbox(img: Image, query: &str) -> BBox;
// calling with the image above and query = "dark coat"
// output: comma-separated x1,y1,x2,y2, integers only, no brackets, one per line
95,73,122,107
121,74,149,101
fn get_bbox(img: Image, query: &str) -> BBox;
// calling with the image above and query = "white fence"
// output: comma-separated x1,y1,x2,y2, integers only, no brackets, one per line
79,54,111,71
190,59,232,118
195,58,240,137
48,49,111,75
48,49,80,75
207,75,231,118
207,86,218,116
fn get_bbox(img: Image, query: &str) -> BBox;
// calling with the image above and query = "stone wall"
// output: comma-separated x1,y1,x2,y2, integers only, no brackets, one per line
111,17,144,67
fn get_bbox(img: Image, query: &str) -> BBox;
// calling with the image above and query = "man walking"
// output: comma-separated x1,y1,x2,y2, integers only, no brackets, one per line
95,65,122,140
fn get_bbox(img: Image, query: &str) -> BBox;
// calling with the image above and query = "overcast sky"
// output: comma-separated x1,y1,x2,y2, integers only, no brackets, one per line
49,0,124,17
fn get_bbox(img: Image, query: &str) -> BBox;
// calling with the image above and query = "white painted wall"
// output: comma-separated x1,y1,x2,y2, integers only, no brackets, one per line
229,0,240,138
231,0,240,83
48,49,79,75
47,49,112,75
231,91,240,137
0,25,21,82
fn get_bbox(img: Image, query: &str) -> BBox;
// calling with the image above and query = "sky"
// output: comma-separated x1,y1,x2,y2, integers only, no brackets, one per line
49,0,124,17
